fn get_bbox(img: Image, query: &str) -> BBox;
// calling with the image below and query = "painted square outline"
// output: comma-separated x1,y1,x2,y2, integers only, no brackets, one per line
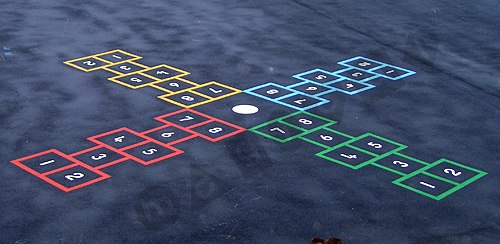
277,111,337,132
63,49,143,72
93,49,143,65
337,56,387,71
87,127,152,151
275,93,330,111
149,77,199,93
326,79,376,95
286,80,338,97
370,152,430,176
392,158,487,200
11,149,111,192
157,90,213,108
121,142,184,166
187,119,247,143
43,164,111,192
348,133,408,156
154,108,215,128
108,64,189,89
315,144,377,170
101,61,151,76
69,145,130,170
300,127,355,149
370,64,416,80
332,67,380,83
292,68,342,83
141,124,198,146
190,81,242,100
244,82,299,101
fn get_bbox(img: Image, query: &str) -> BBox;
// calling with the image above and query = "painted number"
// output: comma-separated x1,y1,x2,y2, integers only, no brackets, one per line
320,135,333,141
294,99,306,105
179,116,194,121
161,132,175,138
386,70,395,74
392,160,408,168
130,77,142,83
83,61,96,66
91,154,107,161
120,65,131,71
270,127,285,134
341,154,357,159
367,141,382,149
352,72,363,77
315,74,327,80
39,159,55,166
306,86,318,91
209,127,223,134
267,89,279,95
299,118,312,125
114,136,125,143
209,88,223,93
169,82,180,87
142,148,158,155
358,61,371,67
181,96,195,101
65,172,85,181
157,70,169,75
444,168,462,177
419,181,435,189
346,83,354,89
112,54,122,59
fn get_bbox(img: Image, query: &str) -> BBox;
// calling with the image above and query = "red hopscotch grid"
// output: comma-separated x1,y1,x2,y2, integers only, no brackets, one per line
69,145,131,170
154,108,214,127
87,127,184,166
11,149,110,192
141,124,199,146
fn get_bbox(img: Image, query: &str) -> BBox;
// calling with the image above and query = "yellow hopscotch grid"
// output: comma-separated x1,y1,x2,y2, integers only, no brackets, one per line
107,64,190,89
157,81,241,108
63,49,143,72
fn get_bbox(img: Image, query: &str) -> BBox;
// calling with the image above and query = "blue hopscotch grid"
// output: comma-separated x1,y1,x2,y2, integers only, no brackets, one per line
244,82,330,111
337,56,416,80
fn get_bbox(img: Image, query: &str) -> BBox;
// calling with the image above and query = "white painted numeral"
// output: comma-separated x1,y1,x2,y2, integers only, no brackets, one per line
157,70,170,75
444,168,462,177
386,70,395,74
142,148,158,155
39,159,55,166
120,65,131,71
306,86,318,91
181,96,195,101
294,99,306,105
130,77,142,83
169,82,180,87
352,72,363,77
320,135,333,141
341,154,357,159
209,127,223,133
209,88,223,93
114,136,125,143
267,89,279,95
346,83,354,89
65,172,84,181
91,154,107,161
161,132,175,138
270,127,285,134
419,181,435,189
358,61,371,67
315,74,327,80
112,55,122,59
367,141,382,149
393,160,408,168
83,61,96,66
180,116,194,121
299,118,312,125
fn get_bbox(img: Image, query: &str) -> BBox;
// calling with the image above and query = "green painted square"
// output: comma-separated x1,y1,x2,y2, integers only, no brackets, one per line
424,158,487,184
349,133,408,156
280,111,337,132
250,121,306,143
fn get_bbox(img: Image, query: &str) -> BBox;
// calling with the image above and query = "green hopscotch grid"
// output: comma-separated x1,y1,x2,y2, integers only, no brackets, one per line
249,111,488,200
392,158,488,200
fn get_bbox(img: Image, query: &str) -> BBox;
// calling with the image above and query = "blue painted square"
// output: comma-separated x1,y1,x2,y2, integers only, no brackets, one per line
293,69,342,84
333,67,380,83
327,79,375,95
287,81,337,97
371,65,416,80
244,83,298,103
276,93,329,111
338,56,386,71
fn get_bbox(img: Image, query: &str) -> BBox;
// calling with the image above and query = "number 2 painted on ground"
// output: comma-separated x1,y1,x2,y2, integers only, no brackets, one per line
65,172,84,181
444,168,462,177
